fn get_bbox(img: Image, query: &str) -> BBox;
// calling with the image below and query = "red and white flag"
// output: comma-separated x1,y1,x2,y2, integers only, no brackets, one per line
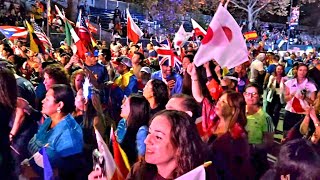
0,26,27,40
173,24,193,49
126,9,143,44
76,9,91,47
191,18,206,38
194,4,248,69
65,21,87,60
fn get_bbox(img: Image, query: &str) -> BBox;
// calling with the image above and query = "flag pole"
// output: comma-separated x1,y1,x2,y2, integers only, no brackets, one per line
46,0,50,42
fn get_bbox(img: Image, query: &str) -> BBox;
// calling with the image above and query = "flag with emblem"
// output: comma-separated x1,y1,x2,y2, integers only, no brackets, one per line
0,26,28,40
194,4,248,69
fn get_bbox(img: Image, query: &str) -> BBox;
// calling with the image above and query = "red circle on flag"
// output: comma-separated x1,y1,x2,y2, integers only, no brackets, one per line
222,26,232,42
201,27,213,45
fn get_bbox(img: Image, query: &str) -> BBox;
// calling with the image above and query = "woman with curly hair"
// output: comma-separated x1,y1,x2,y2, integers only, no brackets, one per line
125,110,215,179
70,69,85,93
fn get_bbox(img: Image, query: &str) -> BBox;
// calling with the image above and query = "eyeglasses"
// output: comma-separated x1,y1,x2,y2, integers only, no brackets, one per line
244,92,259,97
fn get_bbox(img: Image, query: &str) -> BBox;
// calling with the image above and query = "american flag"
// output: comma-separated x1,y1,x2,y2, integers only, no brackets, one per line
0,26,28,39
76,9,91,46
32,22,52,49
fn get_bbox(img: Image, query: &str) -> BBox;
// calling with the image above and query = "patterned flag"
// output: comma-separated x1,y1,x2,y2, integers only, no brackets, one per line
32,21,52,50
157,40,182,73
76,9,91,47
0,26,28,40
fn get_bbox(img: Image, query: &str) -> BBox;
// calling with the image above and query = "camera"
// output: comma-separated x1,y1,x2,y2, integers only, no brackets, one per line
301,89,307,96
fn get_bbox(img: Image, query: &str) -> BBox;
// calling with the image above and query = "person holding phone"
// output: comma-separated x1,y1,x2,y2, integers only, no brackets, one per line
151,57,183,96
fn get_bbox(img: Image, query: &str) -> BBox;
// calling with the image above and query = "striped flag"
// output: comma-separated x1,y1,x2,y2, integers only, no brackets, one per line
32,21,52,50
157,41,182,73
0,26,28,40
111,128,130,178
26,21,44,53
76,9,91,48
65,20,87,60
243,31,258,41
126,8,143,43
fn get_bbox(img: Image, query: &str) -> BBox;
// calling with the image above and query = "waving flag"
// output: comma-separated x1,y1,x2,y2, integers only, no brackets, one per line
33,21,52,50
191,18,207,38
0,26,27,40
95,129,123,180
126,9,143,43
111,128,130,178
65,21,87,60
85,19,98,34
173,23,193,49
194,4,248,69
157,40,182,73
76,9,91,47
26,21,45,53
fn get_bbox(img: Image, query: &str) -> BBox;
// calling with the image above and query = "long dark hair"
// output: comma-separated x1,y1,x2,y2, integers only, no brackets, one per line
134,110,208,179
0,67,17,114
127,94,150,130
151,79,169,108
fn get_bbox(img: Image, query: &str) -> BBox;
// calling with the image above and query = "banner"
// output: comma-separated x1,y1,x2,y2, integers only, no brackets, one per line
289,7,300,26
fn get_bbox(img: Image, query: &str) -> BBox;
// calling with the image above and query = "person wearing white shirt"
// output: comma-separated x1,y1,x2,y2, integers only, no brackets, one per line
283,64,317,136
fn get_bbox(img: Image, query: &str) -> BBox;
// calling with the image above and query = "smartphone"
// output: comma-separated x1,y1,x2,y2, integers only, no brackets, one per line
92,149,106,177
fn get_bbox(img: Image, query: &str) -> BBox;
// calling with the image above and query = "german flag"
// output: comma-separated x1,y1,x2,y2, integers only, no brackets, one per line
243,31,258,41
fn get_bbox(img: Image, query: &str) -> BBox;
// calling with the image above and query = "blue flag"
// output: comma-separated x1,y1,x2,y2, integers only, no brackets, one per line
40,147,53,180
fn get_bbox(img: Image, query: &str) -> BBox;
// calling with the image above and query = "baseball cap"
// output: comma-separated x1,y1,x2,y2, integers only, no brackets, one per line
140,67,151,74
113,57,132,68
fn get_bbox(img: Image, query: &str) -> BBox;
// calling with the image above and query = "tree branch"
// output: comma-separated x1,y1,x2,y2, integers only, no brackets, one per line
230,0,249,12
251,0,259,9
253,3,269,15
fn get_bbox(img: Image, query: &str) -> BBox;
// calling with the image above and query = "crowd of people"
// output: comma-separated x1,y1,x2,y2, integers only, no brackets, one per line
1,1,320,180
0,30,320,179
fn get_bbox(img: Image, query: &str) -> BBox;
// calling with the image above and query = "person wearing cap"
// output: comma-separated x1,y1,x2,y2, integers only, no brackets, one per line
138,67,151,90
113,56,138,96
151,57,183,96
84,50,109,85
